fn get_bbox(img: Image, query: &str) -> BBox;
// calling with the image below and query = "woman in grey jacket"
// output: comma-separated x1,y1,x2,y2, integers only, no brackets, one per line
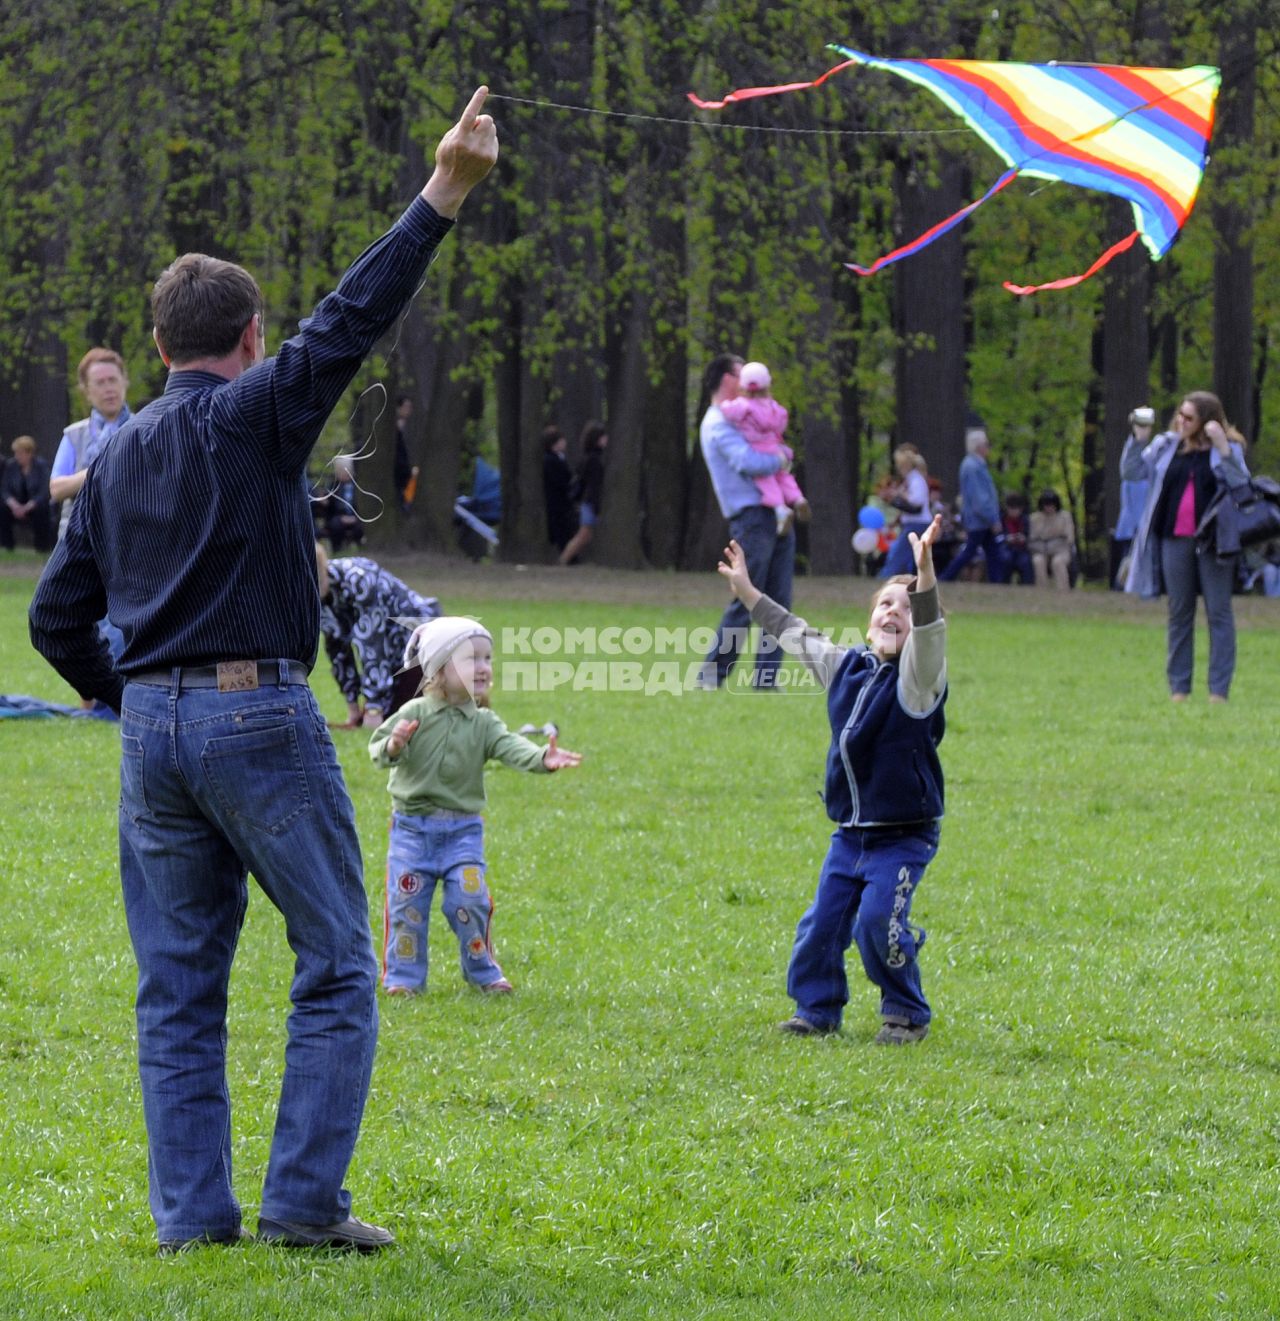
1122,391,1249,702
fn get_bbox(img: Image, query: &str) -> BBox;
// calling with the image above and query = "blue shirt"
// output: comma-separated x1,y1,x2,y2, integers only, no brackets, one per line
51,406,133,479
29,196,454,710
957,453,1000,530
700,404,784,519
1115,434,1150,539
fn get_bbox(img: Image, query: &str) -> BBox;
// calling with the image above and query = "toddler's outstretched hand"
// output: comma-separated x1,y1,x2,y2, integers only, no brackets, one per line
386,717,420,758
543,732,583,771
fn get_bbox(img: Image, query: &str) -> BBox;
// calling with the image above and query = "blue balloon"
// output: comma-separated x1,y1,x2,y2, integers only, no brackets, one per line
857,505,886,531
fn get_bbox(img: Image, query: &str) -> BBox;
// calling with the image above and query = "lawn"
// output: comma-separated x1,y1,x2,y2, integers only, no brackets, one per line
2,551,1278,1320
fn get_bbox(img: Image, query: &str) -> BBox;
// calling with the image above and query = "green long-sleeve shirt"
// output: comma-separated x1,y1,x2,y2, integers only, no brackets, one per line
369,694,548,815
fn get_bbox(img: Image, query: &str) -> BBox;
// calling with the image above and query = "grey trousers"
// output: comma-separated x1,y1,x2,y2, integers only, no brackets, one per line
1159,536,1238,698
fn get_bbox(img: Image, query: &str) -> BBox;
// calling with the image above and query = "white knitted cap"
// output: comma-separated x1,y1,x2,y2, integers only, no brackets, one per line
404,616,492,678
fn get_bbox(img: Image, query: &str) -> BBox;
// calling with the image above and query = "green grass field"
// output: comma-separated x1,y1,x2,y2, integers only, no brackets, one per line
2,552,1278,1319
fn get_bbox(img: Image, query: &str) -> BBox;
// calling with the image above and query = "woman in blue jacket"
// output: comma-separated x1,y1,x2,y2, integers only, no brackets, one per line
1123,391,1249,702
718,516,947,1045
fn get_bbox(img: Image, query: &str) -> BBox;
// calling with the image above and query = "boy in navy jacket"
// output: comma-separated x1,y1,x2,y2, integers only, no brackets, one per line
717,516,946,1044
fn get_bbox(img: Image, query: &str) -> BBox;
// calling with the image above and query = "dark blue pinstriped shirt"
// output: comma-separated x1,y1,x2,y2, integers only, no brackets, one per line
29,197,453,712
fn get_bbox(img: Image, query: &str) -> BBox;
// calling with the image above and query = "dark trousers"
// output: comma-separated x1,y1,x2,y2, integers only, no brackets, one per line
703,505,795,687
939,528,1008,583
0,502,55,551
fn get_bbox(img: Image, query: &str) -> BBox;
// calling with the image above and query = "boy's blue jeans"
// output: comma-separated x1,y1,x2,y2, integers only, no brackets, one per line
786,824,939,1031
119,674,377,1243
383,812,505,991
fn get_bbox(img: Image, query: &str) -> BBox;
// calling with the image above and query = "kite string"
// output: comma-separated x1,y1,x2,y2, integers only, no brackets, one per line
486,92,973,138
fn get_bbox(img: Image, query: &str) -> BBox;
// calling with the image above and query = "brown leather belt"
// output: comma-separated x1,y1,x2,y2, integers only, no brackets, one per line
128,660,310,692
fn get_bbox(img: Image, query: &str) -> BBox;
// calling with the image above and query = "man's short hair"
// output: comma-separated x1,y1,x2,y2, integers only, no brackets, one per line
703,353,743,399
151,254,264,365
76,347,126,388
964,428,989,455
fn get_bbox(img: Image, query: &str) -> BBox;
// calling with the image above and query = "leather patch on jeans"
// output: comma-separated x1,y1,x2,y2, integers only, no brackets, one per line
216,660,260,693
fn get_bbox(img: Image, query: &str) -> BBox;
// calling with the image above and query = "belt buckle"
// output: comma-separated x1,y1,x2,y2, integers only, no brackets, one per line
216,660,260,693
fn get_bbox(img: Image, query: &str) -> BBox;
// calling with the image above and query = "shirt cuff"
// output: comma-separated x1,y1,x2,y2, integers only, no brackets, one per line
908,584,941,627
398,195,456,248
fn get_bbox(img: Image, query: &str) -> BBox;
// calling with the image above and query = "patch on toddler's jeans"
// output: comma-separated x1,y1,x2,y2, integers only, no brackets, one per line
461,866,482,894
397,872,423,895
456,909,470,925
395,931,418,959
404,906,423,925
467,936,486,957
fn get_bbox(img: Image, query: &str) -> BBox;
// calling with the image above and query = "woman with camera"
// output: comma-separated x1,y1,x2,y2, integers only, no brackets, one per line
1122,391,1250,702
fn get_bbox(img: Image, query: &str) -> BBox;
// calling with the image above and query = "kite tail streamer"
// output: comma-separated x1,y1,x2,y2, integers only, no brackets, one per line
1003,228,1143,295
845,169,1021,276
687,59,856,110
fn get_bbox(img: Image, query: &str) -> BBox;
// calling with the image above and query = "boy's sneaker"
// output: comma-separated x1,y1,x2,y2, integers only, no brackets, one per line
481,978,514,993
775,508,795,538
777,1015,835,1037
874,1017,929,1045
384,985,419,997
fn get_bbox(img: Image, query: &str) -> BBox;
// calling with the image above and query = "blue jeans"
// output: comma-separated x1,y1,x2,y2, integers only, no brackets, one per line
383,812,505,990
704,505,795,687
786,825,939,1031
880,520,931,578
119,670,377,1242
939,527,1008,583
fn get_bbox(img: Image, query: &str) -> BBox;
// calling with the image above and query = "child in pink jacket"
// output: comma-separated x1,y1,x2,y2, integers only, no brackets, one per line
720,361,810,536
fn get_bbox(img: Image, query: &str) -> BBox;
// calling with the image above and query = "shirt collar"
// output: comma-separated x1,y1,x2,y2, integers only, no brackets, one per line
420,690,479,718
164,369,235,394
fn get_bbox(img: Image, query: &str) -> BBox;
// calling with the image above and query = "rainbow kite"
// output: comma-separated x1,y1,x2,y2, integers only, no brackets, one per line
689,47,1221,294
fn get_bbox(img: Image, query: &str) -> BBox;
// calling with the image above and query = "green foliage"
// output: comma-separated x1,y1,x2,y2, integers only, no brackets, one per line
1,0,1277,559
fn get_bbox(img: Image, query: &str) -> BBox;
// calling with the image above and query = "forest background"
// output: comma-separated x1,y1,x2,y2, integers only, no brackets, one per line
1,0,1276,576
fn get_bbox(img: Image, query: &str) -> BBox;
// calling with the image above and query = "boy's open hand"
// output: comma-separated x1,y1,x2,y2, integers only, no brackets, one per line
543,733,582,771
717,539,761,609
386,717,420,759
908,514,943,591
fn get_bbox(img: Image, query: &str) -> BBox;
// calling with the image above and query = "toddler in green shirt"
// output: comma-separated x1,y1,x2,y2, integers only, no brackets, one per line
369,616,581,994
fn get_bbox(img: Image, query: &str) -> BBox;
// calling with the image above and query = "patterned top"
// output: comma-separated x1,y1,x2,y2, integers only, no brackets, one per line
321,556,439,713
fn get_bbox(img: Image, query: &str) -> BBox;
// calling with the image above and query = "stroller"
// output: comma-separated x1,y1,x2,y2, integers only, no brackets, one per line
454,457,501,561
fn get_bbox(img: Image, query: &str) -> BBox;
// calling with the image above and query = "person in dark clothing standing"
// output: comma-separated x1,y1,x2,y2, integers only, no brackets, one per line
28,86,497,1256
1122,391,1249,702
558,420,607,565
542,425,576,552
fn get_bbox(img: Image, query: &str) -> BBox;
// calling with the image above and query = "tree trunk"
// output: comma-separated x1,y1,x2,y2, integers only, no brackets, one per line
1101,203,1151,538
1211,4,1258,439
893,153,968,502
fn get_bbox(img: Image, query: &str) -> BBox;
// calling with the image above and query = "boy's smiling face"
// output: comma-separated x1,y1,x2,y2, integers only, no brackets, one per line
867,582,912,660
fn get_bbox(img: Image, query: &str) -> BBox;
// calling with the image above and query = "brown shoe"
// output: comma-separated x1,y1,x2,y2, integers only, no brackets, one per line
777,1015,836,1037
874,1018,929,1045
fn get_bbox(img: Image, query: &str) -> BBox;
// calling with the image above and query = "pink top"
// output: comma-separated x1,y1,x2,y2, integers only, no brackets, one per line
1172,477,1198,537
720,395,790,455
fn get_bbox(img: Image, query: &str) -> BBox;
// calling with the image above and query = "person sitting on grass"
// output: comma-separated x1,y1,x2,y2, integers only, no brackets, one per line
717,515,947,1045
369,617,582,997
